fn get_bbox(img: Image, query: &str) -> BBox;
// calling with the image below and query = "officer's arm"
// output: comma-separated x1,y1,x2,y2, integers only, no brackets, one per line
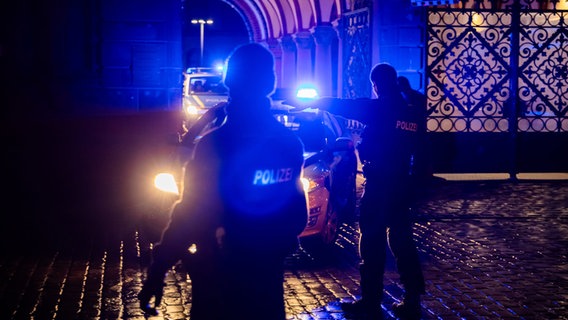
181,102,227,147
152,141,221,269
325,98,375,123
284,96,343,111
139,192,194,316
356,125,373,164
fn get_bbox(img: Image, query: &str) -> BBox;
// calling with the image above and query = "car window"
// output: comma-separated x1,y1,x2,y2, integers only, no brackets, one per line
189,76,228,95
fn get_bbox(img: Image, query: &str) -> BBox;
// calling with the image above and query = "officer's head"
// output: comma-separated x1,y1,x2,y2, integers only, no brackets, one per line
223,43,276,99
370,63,398,96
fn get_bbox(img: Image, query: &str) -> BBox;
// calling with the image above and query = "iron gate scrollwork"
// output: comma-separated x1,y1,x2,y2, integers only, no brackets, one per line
518,11,568,132
341,8,371,99
426,6,568,133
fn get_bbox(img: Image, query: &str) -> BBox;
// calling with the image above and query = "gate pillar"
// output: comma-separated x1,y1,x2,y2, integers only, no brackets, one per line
279,35,297,90
294,31,315,85
312,25,337,97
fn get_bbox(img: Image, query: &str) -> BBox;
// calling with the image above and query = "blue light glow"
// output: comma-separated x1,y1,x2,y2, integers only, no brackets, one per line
296,87,319,100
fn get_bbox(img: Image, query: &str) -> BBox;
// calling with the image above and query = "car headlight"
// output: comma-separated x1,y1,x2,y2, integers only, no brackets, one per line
301,176,325,193
301,177,310,192
184,104,199,116
154,173,179,195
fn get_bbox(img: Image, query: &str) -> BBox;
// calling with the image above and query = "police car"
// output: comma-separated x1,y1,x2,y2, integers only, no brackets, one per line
182,67,228,126
272,106,361,253
153,92,364,255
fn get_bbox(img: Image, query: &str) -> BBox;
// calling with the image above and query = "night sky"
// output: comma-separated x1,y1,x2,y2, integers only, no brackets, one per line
182,0,249,68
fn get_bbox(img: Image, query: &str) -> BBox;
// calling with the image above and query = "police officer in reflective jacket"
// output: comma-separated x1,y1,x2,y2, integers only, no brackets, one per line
138,43,308,320
294,63,425,319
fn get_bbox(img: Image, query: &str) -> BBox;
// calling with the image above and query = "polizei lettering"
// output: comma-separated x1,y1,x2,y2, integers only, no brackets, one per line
395,120,418,132
253,168,293,185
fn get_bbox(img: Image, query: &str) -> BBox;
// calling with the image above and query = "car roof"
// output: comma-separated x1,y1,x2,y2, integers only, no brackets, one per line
184,72,223,78
185,67,220,74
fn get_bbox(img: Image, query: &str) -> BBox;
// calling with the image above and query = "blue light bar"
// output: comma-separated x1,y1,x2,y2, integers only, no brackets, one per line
296,87,318,100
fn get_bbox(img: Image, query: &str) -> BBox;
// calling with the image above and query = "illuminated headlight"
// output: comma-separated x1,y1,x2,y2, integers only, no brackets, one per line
301,177,310,192
154,173,179,195
301,176,325,193
184,104,199,115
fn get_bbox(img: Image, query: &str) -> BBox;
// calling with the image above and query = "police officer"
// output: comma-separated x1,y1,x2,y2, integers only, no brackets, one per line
216,42,308,320
293,63,425,319
353,64,426,320
138,43,308,320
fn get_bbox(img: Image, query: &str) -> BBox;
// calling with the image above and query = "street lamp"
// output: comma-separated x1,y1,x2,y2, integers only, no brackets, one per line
191,19,213,66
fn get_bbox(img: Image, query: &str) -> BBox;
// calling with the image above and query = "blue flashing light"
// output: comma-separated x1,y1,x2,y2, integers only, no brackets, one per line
296,87,319,100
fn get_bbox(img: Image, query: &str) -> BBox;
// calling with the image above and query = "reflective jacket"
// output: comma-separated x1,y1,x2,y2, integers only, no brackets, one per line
154,96,308,266
194,97,308,253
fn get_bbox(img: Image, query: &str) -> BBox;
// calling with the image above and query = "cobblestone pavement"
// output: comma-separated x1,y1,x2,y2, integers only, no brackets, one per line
1,178,567,319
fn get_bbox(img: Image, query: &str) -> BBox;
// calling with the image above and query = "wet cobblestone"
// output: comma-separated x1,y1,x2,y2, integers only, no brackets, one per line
1,179,567,319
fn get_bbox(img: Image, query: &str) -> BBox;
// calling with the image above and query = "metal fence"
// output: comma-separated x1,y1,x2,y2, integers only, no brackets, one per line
341,8,372,99
426,4,568,133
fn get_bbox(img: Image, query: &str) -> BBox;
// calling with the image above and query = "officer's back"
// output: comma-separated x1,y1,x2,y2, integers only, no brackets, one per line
317,67,421,181
196,42,307,320
192,43,307,253
195,107,307,251
358,92,421,180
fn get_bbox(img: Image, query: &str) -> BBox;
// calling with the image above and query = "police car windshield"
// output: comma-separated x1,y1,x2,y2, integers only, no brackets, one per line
190,76,227,95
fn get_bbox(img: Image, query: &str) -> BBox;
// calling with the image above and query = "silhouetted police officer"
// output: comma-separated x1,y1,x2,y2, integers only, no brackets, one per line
352,64,425,320
138,43,308,320
291,63,425,319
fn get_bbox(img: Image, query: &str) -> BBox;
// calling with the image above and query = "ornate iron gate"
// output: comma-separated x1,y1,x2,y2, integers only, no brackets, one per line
426,6,567,133
425,1,567,175
341,8,371,99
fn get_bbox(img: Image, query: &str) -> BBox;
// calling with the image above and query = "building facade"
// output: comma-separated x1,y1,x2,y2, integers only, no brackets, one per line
3,0,566,174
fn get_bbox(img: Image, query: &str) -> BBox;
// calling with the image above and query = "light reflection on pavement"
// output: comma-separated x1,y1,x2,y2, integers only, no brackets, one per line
1,174,567,319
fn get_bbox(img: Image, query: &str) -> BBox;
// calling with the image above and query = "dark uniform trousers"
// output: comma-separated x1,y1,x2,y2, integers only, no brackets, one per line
181,246,224,320
357,175,425,304
222,247,291,320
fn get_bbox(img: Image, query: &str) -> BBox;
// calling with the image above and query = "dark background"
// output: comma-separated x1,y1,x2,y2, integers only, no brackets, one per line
182,0,249,68
0,0,247,246
1,0,248,117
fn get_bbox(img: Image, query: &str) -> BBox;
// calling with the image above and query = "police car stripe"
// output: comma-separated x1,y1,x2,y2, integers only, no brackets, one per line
193,95,205,108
